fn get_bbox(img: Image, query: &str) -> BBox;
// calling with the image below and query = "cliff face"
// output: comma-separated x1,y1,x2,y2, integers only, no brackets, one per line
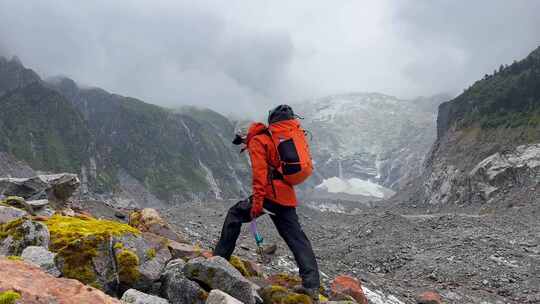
0,57,249,207
418,46,540,208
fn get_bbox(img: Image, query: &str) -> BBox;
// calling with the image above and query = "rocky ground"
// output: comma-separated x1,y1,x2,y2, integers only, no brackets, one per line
163,199,540,304
1,173,375,304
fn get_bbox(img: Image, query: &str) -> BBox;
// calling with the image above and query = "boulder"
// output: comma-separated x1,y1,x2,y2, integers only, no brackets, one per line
44,214,139,293
330,275,368,304
0,257,122,303
0,174,80,209
121,288,170,304
114,232,172,292
129,208,184,242
0,218,50,256
415,291,442,304
160,258,207,304
206,290,244,304
184,256,256,304
21,245,61,277
0,205,28,224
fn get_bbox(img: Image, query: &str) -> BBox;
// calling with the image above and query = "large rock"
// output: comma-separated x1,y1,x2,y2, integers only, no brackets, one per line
0,173,80,209
0,257,122,303
206,290,244,304
184,256,256,304
21,245,61,277
160,259,207,304
0,205,28,224
129,208,185,242
0,218,50,256
114,232,172,292
121,288,170,304
330,275,368,304
44,214,140,293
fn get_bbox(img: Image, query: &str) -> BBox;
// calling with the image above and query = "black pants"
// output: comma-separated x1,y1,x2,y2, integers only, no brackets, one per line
213,198,320,289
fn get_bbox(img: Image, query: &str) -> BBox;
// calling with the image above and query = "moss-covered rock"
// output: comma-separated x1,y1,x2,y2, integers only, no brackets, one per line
229,255,262,278
0,196,33,214
0,290,21,304
113,232,172,292
260,285,313,304
44,214,140,290
0,218,49,256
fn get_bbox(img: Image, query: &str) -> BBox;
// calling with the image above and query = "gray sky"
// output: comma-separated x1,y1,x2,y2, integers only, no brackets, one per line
1,0,539,116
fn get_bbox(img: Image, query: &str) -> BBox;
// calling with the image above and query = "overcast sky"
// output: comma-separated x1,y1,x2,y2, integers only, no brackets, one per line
1,0,539,116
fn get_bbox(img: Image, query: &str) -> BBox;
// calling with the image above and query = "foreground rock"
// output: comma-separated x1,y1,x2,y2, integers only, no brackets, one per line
0,218,50,255
0,174,80,209
0,258,122,303
330,275,368,304
121,288,170,304
21,245,61,277
44,214,140,293
184,256,256,304
160,259,208,304
206,290,244,304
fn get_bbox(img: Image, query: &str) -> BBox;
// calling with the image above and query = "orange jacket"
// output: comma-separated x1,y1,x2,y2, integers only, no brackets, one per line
245,122,297,209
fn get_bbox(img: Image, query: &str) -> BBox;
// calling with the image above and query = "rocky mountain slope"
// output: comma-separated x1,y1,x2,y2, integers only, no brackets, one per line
404,46,540,210
293,93,446,201
0,56,249,207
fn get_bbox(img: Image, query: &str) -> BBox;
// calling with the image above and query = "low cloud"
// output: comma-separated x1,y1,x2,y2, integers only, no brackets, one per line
1,0,539,116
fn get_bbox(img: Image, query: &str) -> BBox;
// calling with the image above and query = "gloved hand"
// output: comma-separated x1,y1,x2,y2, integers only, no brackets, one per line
250,202,263,219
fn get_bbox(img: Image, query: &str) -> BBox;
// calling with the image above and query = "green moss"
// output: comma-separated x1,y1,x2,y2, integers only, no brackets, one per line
44,215,140,286
229,256,250,277
117,249,140,284
0,218,25,241
282,293,312,304
6,256,22,261
146,248,156,259
0,290,21,304
261,286,313,304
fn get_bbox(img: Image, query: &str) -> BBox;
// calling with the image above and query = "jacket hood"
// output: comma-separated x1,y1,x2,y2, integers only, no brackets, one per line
246,122,268,145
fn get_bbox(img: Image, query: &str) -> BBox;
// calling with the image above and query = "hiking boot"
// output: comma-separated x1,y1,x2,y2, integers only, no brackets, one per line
293,286,320,303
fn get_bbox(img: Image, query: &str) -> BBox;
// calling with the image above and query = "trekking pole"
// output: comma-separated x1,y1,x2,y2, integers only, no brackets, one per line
250,220,269,263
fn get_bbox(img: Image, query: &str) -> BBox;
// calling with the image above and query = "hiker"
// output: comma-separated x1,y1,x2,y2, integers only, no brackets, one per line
213,105,321,301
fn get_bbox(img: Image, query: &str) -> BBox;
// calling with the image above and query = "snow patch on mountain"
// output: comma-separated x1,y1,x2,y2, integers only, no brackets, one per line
316,176,394,198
